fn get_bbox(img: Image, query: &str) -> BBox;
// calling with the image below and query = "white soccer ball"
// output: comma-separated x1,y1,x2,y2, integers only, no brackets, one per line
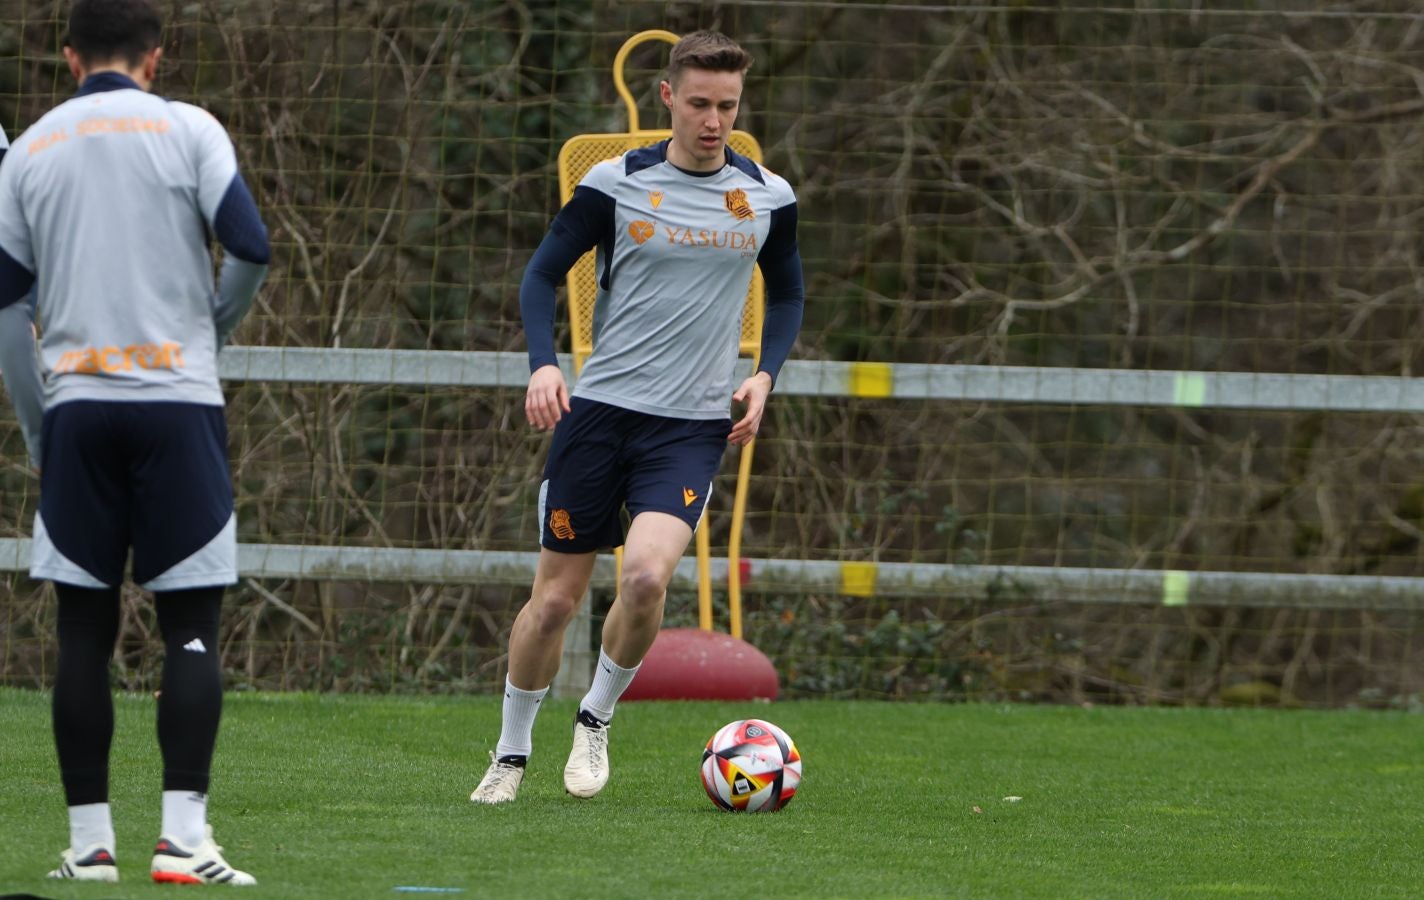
700,718,802,812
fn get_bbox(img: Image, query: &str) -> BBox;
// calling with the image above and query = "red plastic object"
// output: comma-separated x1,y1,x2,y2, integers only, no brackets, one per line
620,627,779,701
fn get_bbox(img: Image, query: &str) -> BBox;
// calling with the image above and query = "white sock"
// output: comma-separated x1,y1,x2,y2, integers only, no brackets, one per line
579,647,640,723
69,802,115,854
161,790,207,848
494,679,548,759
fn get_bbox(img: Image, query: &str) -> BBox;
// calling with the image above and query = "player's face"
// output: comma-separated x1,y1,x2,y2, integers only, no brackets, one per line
661,68,743,172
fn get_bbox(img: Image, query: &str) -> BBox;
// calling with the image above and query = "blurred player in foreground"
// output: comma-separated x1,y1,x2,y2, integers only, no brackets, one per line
472,29,805,804
0,0,269,885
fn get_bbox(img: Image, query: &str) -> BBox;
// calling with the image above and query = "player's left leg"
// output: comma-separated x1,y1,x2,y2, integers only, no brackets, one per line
47,583,122,883
38,401,131,882
563,512,695,798
601,512,696,682
562,414,727,799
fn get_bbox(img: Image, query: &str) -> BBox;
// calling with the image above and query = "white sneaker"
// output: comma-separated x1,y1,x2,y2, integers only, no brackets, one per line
470,752,526,804
150,826,255,886
47,844,118,882
563,709,610,798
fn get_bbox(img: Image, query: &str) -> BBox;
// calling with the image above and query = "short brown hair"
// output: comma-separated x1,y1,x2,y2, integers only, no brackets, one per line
67,0,162,68
667,30,753,86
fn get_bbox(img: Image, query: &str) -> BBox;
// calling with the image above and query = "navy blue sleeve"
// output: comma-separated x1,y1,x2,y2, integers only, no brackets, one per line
0,245,36,311
520,187,615,372
549,185,616,251
758,201,799,265
213,174,271,264
755,204,805,385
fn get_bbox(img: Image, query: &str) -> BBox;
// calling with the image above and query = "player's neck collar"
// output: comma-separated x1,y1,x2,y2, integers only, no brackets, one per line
76,71,144,98
669,161,725,178
659,140,729,178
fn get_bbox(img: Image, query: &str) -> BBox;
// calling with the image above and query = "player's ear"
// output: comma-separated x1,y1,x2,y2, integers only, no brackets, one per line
62,46,84,83
142,47,163,85
659,79,673,109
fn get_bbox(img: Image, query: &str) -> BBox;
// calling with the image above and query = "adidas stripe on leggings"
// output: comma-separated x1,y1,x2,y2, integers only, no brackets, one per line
53,584,225,805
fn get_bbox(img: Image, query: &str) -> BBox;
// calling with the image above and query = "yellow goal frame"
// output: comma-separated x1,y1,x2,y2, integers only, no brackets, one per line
554,30,762,638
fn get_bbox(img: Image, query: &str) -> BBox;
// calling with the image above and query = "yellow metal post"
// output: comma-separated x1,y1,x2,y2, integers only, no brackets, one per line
612,30,680,133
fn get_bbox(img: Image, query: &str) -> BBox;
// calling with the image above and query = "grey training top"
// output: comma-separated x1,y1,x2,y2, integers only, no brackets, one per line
522,142,802,420
0,77,255,410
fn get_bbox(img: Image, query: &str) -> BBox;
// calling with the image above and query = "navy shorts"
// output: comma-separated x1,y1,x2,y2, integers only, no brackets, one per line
539,398,730,553
32,400,237,590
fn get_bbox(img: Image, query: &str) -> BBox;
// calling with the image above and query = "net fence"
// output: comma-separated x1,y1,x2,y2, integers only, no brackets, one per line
2,0,1423,706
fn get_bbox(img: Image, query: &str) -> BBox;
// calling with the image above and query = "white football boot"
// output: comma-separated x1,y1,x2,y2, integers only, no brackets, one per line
563,709,611,798
470,752,527,804
150,826,255,886
47,844,119,882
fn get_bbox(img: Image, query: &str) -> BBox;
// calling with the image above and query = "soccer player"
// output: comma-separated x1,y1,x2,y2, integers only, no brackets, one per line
0,0,269,885
471,30,804,804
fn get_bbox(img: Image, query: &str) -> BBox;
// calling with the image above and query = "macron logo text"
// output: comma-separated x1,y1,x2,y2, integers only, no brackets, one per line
53,342,186,375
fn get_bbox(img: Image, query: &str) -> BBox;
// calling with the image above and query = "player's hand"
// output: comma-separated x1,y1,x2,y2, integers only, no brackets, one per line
728,371,773,446
525,364,570,431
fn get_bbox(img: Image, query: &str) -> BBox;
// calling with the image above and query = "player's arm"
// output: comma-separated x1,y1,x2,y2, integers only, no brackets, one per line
188,106,270,346
754,202,805,385
212,175,270,346
730,201,805,446
0,289,41,467
0,131,44,467
519,184,613,429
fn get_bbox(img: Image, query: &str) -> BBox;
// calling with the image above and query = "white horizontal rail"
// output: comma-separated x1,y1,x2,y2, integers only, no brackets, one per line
219,347,536,388
8,351,1420,612
217,348,1424,413
0,539,1418,611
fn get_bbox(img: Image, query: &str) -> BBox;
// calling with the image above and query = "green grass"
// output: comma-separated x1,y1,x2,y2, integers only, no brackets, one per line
1,689,1420,898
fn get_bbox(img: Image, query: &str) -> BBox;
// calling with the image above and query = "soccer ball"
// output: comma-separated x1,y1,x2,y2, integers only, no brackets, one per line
700,718,802,812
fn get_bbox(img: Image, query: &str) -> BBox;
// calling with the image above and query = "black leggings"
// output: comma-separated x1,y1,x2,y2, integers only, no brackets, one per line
53,584,225,805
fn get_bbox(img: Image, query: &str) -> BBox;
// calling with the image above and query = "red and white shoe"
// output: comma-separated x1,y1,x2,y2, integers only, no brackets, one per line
151,826,255,886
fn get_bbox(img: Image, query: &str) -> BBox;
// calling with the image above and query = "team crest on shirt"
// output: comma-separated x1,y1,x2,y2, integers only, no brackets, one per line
628,220,655,245
724,188,755,221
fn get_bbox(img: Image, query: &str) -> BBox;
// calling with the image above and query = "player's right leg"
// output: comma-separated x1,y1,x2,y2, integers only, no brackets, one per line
126,402,253,885
147,589,253,886
471,548,597,804
473,398,622,805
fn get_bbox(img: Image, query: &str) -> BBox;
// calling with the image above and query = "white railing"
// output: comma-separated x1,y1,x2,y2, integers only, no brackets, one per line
4,348,1423,611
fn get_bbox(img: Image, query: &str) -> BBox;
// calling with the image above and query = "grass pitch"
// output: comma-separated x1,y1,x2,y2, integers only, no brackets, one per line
0,689,1419,898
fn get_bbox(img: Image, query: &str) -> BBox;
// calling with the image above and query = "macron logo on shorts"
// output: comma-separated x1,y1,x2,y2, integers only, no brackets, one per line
682,487,699,507
182,638,207,654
